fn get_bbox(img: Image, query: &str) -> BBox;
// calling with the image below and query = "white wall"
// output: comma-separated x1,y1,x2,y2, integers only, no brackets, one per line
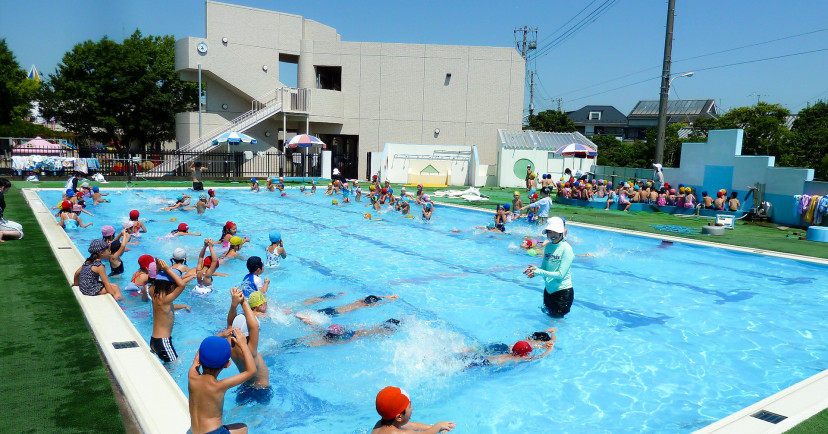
378,143,477,186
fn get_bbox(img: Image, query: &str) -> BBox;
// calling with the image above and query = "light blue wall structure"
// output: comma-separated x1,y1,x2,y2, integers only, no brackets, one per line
661,129,825,227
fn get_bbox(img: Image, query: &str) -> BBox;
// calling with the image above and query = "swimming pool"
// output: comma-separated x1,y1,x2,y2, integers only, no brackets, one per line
42,187,828,433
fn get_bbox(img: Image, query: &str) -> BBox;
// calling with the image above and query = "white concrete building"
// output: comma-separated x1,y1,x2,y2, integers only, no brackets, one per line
173,1,524,179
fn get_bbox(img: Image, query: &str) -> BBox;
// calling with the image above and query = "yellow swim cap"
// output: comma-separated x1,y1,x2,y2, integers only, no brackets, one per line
332,199,338,205
405,214,414,219
364,213,372,219
171,217,178,221
230,236,243,246
248,291,267,308
530,173,536,179
514,191,520,197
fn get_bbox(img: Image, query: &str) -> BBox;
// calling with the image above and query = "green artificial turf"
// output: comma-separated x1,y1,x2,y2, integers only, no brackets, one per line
786,408,828,433
0,185,125,433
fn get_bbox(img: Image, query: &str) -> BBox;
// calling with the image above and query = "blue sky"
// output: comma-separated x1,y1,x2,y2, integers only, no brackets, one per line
2,0,827,115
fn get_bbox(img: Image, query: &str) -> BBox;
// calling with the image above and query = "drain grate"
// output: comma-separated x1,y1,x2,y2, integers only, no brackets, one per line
112,341,139,349
58,246,73,249
751,410,787,424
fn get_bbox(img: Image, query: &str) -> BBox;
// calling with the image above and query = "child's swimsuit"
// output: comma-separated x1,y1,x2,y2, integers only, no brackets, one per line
149,336,178,362
265,248,281,267
79,260,104,296
236,383,274,405
124,271,145,293
109,260,125,276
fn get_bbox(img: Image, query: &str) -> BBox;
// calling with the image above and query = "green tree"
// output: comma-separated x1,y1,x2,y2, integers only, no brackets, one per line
37,31,196,149
787,100,828,179
592,135,653,168
0,39,39,125
525,110,576,132
715,102,791,157
645,123,686,168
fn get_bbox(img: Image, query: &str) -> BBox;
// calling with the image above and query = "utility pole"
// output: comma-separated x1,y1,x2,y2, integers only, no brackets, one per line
514,26,538,117
654,0,676,166
749,93,766,105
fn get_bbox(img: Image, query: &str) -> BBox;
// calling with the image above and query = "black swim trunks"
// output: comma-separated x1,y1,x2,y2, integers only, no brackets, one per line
150,336,178,362
193,181,204,191
543,287,574,318
317,307,339,316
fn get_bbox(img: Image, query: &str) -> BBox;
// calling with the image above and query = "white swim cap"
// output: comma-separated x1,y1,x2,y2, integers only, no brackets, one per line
172,248,187,260
232,314,250,337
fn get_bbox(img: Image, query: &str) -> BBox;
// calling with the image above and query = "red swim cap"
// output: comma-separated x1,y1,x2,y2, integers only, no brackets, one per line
208,189,215,196
129,210,139,220
61,200,72,210
512,340,532,357
375,387,410,420
372,175,378,180
225,221,236,228
178,223,189,232
717,191,724,198
138,254,154,269
203,256,219,269
381,188,388,194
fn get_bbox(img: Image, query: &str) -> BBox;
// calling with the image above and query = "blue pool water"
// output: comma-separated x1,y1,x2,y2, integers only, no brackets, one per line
41,187,828,433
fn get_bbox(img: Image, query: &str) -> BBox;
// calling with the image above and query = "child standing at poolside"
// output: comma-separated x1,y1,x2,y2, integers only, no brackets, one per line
266,230,287,267
148,258,188,363
188,332,255,434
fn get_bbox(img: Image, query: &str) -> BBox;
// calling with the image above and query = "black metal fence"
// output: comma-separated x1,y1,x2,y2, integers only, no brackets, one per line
3,145,322,180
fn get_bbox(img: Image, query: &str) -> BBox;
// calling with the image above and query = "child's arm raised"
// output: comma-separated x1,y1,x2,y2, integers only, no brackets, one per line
219,328,256,389
226,288,243,328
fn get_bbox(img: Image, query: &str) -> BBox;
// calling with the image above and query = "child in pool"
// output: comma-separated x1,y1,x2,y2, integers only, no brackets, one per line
511,192,524,219
324,183,334,195
294,317,402,347
170,248,197,281
169,222,202,237
58,200,92,229
354,181,362,201
341,182,351,203
147,258,188,363
107,231,130,277
277,177,285,193
73,239,122,300
194,239,225,294
265,178,276,192
414,184,425,204
183,194,209,214
521,237,546,250
219,221,250,247
226,289,271,405
162,193,191,211
265,230,287,267
221,236,245,260
128,254,153,298
421,195,433,221
207,189,219,208
127,210,147,234
91,186,109,205
188,332,255,434
310,179,317,194
250,178,260,192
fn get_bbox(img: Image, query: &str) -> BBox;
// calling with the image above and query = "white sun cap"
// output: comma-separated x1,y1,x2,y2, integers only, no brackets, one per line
542,217,565,234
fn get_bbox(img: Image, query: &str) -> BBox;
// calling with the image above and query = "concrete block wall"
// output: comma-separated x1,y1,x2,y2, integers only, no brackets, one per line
662,129,816,226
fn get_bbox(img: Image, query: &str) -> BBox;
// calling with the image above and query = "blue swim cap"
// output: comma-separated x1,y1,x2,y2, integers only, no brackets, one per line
388,188,393,194
251,178,257,183
66,189,75,197
177,194,184,201
198,336,231,369
269,230,281,243
486,222,495,229
503,203,511,210
92,186,99,192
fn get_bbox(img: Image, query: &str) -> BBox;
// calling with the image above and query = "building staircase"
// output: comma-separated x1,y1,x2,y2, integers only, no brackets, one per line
145,87,309,177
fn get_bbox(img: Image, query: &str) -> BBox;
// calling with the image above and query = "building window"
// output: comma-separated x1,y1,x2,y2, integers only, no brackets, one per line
315,66,341,91
588,111,601,120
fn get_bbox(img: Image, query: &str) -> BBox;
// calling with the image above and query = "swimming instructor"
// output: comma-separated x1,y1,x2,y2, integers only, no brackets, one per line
524,217,574,318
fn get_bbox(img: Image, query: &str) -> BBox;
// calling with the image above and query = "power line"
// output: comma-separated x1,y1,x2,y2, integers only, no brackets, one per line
562,47,828,104
533,0,619,59
555,27,828,98
536,0,599,46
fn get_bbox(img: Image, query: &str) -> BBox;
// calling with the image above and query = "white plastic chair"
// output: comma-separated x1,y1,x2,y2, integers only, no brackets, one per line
716,214,735,229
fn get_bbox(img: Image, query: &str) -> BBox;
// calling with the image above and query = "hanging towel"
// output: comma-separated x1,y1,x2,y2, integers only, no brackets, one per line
805,195,820,223
799,195,811,215
793,195,802,215
815,196,828,225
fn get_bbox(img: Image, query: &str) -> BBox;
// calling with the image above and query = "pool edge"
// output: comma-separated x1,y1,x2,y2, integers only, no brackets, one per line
22,188,190,434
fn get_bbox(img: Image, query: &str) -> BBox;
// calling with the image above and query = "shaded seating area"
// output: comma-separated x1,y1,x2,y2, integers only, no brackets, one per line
555,196,746,218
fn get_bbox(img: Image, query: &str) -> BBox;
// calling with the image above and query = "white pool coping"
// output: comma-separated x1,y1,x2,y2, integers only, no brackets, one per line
22,189,190,433
438,201,828,432
24,187,828,433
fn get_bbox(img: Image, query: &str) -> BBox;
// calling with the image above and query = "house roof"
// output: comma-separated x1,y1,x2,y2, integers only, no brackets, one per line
628,99,718,123
498,129,597,150
566,105,627,125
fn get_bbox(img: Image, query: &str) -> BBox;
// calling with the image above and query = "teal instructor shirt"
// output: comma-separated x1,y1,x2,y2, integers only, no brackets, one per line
534,240,574,293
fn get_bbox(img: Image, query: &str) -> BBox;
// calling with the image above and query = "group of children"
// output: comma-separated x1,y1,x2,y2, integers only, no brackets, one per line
65,177,567,433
